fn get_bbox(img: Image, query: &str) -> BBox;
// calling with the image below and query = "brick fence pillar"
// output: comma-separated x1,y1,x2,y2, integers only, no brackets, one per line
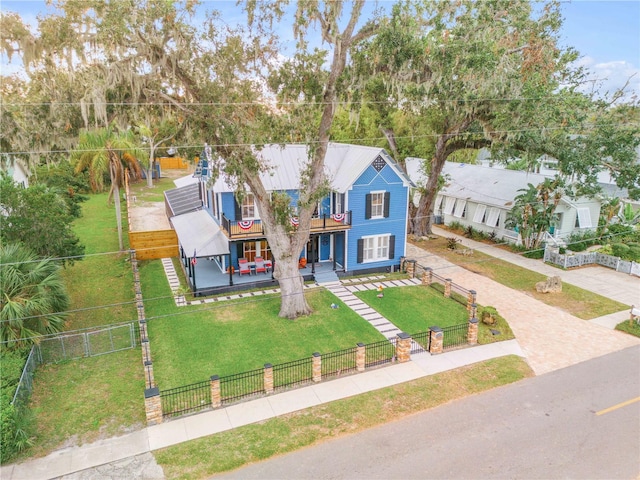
144,360,155,389
444,279,452,298
429,327,443,355
422,267,433,286
210,375,221,408
395,333,412,363
406,260,416,279
264,363,274,394
356,343,365,372
468,303,478,320
312,352,322,382
466,290,476,312
467,317,479,345
144,387,162,425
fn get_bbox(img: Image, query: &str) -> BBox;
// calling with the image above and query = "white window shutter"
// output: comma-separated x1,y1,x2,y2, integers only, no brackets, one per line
473,204,486,223
577,208,592,228
453,199,467,218
443,197,456,215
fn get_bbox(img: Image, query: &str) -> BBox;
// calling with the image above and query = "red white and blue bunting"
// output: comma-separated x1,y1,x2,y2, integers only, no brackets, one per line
330,213,346,222
238,220,254,230
290,216,299,227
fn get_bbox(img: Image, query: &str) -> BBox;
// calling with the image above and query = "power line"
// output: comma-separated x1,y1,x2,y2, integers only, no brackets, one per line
2,122,638,157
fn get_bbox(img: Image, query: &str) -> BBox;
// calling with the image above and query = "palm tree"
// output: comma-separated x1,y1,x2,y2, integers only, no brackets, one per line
0,244,70,349
72,125,144,250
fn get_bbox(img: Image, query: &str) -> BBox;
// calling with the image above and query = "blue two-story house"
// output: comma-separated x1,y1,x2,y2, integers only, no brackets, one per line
166,143,414,295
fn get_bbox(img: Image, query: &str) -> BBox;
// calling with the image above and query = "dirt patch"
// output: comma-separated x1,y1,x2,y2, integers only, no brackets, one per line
128,169,191,232
129,202,170,231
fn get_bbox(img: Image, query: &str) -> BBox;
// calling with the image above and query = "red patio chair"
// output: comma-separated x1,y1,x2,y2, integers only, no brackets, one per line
254,256,267,274
238,258,251,275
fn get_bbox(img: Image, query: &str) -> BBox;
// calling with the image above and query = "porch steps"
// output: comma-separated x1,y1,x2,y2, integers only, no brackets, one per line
314,269,340,286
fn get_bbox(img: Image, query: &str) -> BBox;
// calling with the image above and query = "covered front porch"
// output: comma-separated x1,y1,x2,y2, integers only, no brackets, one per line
184,258,340,297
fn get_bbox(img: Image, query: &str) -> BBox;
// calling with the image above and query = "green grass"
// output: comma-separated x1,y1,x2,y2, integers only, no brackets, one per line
354,285,469,332
18,349,145,460
615,320,640,338
61,193,136,330
412,237,629,319
354,285,515,345
141,260,385,387
19,193,143,460
155,355,533,479
129,177,178,202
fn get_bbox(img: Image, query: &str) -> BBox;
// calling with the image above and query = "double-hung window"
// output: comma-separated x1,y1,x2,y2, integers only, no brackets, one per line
365,191,390,219
357,234,396,263
242,193,256,219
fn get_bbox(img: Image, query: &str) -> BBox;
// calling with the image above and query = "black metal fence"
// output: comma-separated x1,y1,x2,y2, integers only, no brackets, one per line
442,323,469,350
273,357,314,390
410,330,431,354
158,322,473,419
364,338,397,368
160,379,211,418
321,347,358,378
220,368,264,405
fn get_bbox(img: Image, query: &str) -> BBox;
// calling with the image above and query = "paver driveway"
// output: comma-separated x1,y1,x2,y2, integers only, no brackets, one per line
406,243,639,375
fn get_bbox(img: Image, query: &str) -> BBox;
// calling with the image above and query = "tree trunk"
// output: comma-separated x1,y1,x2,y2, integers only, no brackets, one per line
262,221,312,319
113,183,124,251
412,140,448,236
274,255,311,319
147,148,155,188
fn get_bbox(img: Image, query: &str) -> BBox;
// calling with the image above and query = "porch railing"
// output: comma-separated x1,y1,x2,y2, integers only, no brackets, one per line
221,211,352,238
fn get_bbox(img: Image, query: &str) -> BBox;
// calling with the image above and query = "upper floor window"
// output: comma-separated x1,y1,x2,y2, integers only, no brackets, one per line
242,193,256,219
365,191,390,219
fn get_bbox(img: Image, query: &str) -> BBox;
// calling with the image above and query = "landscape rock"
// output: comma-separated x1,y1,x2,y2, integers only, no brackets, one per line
535,276,562,293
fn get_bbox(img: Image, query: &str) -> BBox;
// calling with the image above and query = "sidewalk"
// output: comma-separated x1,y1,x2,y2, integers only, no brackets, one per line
0,341,524,480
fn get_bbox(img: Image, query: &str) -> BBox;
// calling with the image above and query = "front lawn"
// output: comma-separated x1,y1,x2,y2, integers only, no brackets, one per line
354,285,515,344
141,260,385,388
354,285,469,332
19,193,142,461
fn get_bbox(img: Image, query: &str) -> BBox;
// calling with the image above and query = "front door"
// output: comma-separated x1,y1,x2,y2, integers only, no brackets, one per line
306,236,319,264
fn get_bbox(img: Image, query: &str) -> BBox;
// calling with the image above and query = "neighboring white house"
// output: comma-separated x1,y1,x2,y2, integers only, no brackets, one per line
405,159,601,243
1,156,29,187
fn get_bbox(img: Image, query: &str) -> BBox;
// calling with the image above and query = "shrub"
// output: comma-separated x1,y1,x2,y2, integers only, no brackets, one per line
523,249,544,259
446,237,461,250
464,225,475,238
611,243,630,258
627,246,640,262
597,244,613,255
487,231,498,242
0,348,34,463
448,221,464,233
559,247,567,254
570,242,587,252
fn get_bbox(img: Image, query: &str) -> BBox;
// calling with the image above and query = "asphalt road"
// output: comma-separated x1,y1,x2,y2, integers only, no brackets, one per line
217,346,640,480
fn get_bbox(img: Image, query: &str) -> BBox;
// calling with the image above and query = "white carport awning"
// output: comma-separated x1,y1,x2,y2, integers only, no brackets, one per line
170,210,230,257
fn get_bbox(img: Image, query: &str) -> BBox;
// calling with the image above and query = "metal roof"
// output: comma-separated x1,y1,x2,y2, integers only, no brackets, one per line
405,158,554,208
211,143,414,194
170,210,230,257
164,183,202,216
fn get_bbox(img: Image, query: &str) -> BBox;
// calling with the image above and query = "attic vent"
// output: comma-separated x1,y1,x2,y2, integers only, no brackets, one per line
372,155,386,172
